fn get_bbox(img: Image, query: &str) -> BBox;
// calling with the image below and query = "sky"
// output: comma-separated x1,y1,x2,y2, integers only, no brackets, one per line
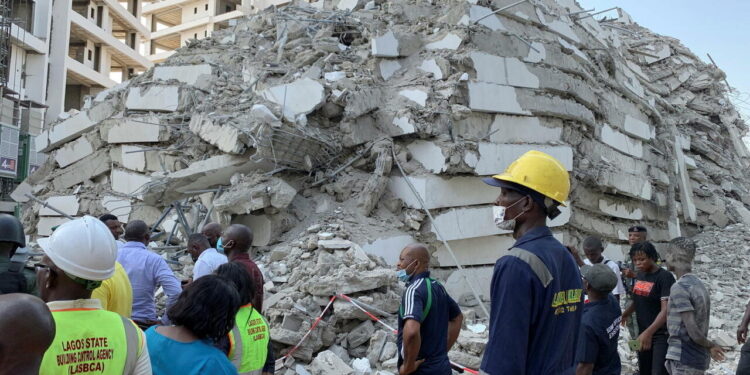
576,0,750,119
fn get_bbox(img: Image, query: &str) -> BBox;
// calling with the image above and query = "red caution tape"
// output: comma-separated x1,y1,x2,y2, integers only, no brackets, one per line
276,295,337,363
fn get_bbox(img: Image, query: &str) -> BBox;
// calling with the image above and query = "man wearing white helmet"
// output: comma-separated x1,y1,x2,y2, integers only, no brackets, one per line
36,216,152,374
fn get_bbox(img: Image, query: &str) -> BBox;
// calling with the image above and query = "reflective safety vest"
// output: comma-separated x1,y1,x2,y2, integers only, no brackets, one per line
228,304,270,375
40,305,141,375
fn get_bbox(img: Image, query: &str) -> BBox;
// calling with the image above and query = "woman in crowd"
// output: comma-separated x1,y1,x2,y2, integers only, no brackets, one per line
216,262,275,375
622,241,676,375
146,275,241,375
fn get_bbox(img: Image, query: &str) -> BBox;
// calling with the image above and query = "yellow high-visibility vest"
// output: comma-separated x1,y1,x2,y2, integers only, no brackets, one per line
40,304,141,375
228,304,270,375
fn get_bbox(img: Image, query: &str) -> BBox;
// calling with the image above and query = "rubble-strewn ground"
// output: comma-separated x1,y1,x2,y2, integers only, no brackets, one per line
14,0,750,373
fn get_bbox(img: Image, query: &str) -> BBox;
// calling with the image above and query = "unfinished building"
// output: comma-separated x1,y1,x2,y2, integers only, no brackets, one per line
14,0,750,372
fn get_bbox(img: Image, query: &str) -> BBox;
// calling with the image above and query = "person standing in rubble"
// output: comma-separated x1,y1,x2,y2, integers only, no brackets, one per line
0,213,37,295
622,226,649,345
622,241,675,375
187,233,227,281
395,243,463,375
220,224,264,312
36,216,151,374
216,262,275,375
202,223,223,251
118,220,182,329
575,264,622,375
480,150,582,375
91,214,134,317
663,237,724,374
568,236,626,302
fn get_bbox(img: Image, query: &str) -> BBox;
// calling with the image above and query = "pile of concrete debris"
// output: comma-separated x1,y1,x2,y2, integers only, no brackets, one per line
12,0,750,371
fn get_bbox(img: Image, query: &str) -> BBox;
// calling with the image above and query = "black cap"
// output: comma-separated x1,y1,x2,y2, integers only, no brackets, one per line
628,225,647,233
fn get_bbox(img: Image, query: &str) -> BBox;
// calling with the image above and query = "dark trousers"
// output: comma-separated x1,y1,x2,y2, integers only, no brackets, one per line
638,333,669,375
737,340,750,375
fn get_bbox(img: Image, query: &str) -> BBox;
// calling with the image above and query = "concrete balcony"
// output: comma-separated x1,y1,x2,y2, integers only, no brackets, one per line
66,56,118,88
142,0,196,15
150,10,244,40
103,0,150,37
6,21,47,54
68,10,154,70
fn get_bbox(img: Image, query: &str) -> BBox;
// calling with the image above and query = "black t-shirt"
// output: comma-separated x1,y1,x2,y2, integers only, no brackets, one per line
576,294,622,375
633,268,675,335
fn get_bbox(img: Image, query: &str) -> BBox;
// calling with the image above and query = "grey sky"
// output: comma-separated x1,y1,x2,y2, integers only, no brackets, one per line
576,0,750,118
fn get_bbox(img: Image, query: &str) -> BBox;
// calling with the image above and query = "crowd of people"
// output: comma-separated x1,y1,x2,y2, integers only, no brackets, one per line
0,149,746,375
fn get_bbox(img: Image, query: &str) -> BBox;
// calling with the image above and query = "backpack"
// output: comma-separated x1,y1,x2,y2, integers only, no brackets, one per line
0,261,28,294
399,277,434,321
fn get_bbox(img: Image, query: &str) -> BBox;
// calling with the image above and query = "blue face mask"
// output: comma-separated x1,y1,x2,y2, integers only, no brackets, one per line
396,260,417,282
216,237,224,254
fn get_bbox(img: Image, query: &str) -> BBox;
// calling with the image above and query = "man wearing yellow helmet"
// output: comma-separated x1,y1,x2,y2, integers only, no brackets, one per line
480,150,583,375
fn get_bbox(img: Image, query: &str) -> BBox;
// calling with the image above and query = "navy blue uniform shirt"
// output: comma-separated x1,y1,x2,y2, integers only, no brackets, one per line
397,271,461,375
576,294,622,375
480,226,584,375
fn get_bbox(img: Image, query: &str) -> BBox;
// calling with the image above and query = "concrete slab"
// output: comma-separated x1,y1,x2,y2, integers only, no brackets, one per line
435,231,565,266
469,5,505,31
102,195,131,223
598,170,652,200
38,217,73,236
111,169,152,197
379,60,402,80
391,116,416,136
470,52,539,89
407,140,445,173
153,64,213,86
37,101,116,152
622,115,653,141
262,78,325,121
121,145,147,172
52,150,111,191
601,124,643,158
398,89,428,107
467,81,530,115
598,198,643,220
165,155,258,197
361,234,415,265
675,146,697,222
54,136,95,168
431,205,570,241
371,31,420,57
107,117,170,143
388,176,499,209
524,42,546,63
425,33,462,50
444,266,492,305
126,86,180,112
473,115,561,143
418,59,444,80
40,196,79,216
232,214,290,247
473,143,573,175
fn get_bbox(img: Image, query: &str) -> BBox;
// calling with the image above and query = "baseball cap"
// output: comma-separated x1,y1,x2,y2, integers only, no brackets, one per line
581,264,618,294
628,225,647,233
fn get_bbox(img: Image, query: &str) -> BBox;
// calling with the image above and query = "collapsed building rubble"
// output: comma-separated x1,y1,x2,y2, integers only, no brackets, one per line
12,0,750,371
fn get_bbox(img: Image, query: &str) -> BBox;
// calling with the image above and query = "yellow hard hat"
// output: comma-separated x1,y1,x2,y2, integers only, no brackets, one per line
482,150,570,206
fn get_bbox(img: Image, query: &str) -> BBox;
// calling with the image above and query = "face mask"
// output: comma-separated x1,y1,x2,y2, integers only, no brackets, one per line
396,260,417,282
216,237,225,254
493,197,527,231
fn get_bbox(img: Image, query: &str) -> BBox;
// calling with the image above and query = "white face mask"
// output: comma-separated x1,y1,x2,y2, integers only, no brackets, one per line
492,197,526,231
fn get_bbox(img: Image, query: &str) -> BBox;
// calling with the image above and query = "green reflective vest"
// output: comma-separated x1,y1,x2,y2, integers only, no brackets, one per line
229,304,270,375
40,305,140,375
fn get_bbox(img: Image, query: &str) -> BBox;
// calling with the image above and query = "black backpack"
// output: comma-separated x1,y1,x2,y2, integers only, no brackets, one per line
0,261,27,294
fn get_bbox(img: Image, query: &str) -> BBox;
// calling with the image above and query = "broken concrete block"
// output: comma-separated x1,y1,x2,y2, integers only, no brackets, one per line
600,124,643,158
388,176,499,209
336,0,362,11
119,145,147,172
398,89,428,107
214,176,297,215
262,78,325,121
165,155,256,197
347,321,375,348
467,81,530,115
418,59,446,80
153,64,213,86
39,196,80,217
455,114,562,143
111,169,152,197
407,140,446,173
54,135,96,168
52,150,112,191
371,31,421,57
525,42,546,63
301,268,394,296
361,234,415,265
473,143,573,175
391,116,416,136
598,198,644,220
318,238,354,250
38,217,73,236
310,350,354,375
102,195,131,223
598,170,652,200
622,115,653,141
189,114,245,154
444,266,493,304
425,33,462,50
379,60,401,80
470,52,539,88
125,86,180,112
107,117,170,143
232,213,293,247
37,101,117,152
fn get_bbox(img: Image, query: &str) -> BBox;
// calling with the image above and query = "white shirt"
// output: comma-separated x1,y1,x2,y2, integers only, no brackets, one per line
584,257,626,296
193,248,228,280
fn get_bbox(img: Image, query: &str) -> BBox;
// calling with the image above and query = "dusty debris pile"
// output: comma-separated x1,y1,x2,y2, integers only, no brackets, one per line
12,0,750,371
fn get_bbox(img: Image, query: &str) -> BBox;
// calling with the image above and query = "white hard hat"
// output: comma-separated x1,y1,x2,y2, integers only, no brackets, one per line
38,216,117,281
